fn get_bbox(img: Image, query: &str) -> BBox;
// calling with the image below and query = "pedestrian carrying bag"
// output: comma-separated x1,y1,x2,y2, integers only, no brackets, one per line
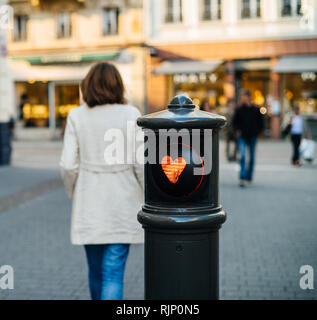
300,139,315,163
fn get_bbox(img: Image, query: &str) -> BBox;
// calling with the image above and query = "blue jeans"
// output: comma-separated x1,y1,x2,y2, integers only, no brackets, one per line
238,137,257,181
84,244,130,300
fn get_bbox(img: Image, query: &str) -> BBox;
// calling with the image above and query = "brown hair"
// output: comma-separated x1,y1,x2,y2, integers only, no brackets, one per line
80,62,127,108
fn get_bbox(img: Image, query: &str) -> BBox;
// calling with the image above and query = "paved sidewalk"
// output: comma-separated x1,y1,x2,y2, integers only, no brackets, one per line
11,140,63,169
0,139,316,300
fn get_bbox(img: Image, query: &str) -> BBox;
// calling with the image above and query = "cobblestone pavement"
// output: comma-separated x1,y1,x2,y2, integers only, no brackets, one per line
0,139,316,300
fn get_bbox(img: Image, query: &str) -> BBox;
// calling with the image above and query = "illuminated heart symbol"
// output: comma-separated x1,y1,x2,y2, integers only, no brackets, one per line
161,156,187,184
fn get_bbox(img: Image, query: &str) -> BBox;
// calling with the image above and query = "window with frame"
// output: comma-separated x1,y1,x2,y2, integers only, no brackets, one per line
281,0,302,17
57,13,72,39
13,15,28,41
201,0,222,21
241,0,261,19
102,8,119,36
165,0,183,23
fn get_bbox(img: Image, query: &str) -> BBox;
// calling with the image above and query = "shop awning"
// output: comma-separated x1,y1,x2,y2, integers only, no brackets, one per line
234,59,271,71
8,60,92,81
11,52,119,65
273,55,317,73
153,59,223,75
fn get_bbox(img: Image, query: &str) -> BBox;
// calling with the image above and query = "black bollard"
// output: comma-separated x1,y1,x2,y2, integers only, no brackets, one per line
137,95,227,300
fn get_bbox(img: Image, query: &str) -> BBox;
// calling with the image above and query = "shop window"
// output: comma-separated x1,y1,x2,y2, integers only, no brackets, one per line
102,8,119,36
57,13,72,39
172,70,225,114
17,82,80,129
201,0,222,21
241,0,261,19
283,73,317,114
281,0,302,17
165,0,183,23
13,15,28,42
240,71,269,107
17,82,49,128
55,84,80,130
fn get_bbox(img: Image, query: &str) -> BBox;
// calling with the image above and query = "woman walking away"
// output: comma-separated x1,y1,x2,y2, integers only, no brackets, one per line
290,105,310,166
60,62,144,300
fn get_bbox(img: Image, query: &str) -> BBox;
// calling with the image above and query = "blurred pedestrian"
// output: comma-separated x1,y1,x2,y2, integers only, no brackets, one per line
200,98,211,112
60,62,143,300
224,99,238,162
289,105,310,166
233,89,264,187
0,107,15,166
19,93,28,121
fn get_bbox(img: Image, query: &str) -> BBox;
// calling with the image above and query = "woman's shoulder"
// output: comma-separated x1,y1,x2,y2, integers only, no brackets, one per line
114,104,142,119
65,105,85,125
119,104,141,114
68,103,142,121
67,104,86,118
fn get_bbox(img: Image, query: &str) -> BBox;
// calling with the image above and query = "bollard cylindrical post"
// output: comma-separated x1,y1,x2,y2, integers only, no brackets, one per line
137,95,227,300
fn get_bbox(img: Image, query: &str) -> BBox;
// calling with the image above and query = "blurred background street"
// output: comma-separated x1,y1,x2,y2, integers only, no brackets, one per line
1,0,317,142
1,0,317,300
0,139,316,300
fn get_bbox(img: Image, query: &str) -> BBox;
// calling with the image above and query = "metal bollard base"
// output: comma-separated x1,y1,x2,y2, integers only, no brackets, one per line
139,209,226,300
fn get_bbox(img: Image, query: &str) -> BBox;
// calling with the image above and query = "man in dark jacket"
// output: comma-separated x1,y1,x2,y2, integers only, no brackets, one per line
233,89,264,187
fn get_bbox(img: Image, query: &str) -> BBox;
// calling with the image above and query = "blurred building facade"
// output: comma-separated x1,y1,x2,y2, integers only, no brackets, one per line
0,0,15,164
7,0,145,139
0,0,15,124
144,0,317,138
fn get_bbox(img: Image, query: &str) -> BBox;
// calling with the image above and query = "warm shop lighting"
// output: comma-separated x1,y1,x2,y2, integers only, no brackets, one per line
192,98,200,108
31,0,39,6
22,104,49,119
209,96,216,106
218,95,227,106
22,104,31,119
254,90,265,105
286,90,294,100
260,107,267,115
58,104,78,118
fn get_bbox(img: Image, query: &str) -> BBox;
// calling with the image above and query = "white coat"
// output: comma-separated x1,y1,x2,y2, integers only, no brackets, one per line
60,103,144,245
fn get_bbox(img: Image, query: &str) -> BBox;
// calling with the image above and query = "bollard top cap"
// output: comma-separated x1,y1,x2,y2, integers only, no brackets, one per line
137,95,226,129
168,95,196,109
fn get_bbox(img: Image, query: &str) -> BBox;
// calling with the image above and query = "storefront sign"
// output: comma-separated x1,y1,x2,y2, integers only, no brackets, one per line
41,54,82,63
301,72,316,81
173,73,217,84
12,52,119,65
